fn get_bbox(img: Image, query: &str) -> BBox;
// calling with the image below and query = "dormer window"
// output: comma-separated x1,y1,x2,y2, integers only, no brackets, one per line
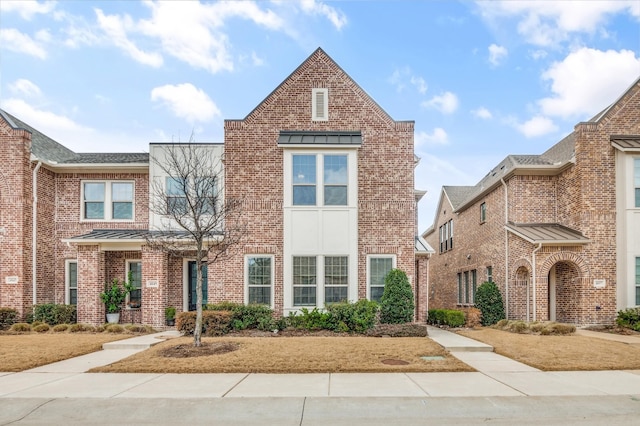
312,88,328,121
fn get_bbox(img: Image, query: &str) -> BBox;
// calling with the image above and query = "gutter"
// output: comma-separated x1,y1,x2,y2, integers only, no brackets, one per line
501,178,509,319
32,161,42,305
531,243,542,322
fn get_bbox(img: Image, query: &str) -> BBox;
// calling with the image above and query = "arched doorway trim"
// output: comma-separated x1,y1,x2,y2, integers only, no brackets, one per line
540,252,589,279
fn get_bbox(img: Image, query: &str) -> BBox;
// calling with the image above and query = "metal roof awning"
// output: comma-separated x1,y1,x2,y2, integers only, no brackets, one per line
63,229,223,249
415,236,435,255
611,136,640,152
505,223,590,245
277,131,362,146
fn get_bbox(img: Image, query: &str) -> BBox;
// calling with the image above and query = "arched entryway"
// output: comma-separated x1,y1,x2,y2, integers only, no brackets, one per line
546,260,581,323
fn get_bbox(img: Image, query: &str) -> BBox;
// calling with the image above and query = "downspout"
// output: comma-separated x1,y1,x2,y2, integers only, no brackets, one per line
501,178,509,318
32,161,42,305
532,243,542,322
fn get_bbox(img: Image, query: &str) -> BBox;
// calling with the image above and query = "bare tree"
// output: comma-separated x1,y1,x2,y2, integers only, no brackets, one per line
148,143,243,346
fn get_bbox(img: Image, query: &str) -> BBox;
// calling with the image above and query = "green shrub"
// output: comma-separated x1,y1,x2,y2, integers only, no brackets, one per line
379,269,414,324
10,323,31,333
287,308,333,331
53,324,69,332
366,323,428,337
325,299,378,333
32,304,77,325
176,311,233,336
33,323,50,333
207,302,275,331
474,281,505,326
0,307,18,330
68,323,95,333
427,309,465,327
616,307,640,331
507,320,528,333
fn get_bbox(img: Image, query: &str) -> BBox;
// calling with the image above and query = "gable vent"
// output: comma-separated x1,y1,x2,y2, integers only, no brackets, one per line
312,88,328,121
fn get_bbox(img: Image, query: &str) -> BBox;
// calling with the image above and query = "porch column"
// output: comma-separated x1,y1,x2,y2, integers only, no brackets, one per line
141,245,168,328
415,257,429,322
77,245,105,325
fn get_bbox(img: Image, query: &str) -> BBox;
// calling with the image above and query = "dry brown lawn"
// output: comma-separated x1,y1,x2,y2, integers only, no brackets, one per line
0,333,129,372
90,336,473,373
457,328,640,371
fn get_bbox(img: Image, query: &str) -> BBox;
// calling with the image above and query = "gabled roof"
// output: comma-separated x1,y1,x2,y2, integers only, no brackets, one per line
443,186,476,210
505,222,589,245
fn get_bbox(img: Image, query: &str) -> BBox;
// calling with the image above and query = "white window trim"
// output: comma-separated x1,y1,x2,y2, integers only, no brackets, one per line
634,157,640,209
366,254,396,301
244,254,275,308
324,255,349,304
312,88,328,121
125,260,142,307
65,259,77,305
80,180,135,222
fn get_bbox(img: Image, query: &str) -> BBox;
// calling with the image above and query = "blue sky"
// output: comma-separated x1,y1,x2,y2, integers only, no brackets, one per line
1,1,639,231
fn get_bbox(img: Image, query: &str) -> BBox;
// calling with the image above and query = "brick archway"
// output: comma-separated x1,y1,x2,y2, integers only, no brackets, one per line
511,258,532,280
540,252,589,279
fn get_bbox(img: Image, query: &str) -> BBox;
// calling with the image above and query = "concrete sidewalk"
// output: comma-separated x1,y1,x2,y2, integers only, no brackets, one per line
0,327,639,399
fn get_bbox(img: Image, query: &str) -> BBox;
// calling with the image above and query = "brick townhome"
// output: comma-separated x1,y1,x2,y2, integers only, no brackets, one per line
423,77,640,325
0,48,433,327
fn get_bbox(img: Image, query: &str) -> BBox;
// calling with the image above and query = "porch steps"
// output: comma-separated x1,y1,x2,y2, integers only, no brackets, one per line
103,331,181,350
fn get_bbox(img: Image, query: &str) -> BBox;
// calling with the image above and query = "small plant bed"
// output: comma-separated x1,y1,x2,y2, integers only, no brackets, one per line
491,319,576,335
583,324,640,336
160,341,241,358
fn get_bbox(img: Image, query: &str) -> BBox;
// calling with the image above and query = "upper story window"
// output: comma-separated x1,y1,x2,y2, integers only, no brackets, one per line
439,219,453,253
82,181,133,220
292,154,348,206
166,176,217,216
486,266,493,283
480,202,486,223
312,88,328,121
634,158,640,208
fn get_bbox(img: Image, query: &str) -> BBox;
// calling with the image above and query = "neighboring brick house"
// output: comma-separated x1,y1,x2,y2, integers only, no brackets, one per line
423,77,640,325
0,48,432,327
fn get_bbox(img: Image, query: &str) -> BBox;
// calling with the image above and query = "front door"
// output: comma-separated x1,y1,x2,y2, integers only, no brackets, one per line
188,261,208,311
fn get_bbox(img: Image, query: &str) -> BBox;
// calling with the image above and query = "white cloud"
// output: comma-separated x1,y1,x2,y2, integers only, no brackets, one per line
251,51,264,66
95,9,163,67
151,83,221,123
529,49,547,60
515,115,558,138
0,0,56,20
422,91,459,114
389,67,428,94
8,79,42,98
1,98,92,136
300,0,348,30
488,43,507,66
538,48,640,119
0,28,48,59
415,128,449,147
478,1,640,47
472,107,493,119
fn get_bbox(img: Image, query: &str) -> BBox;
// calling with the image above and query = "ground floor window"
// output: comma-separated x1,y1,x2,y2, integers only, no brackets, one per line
486,266,493,283
246,255,273,306
636,257,640,305
65,260,77,305
458,269,477,304
324,256,348,303
127,261,142,308
368,255,395,302
293,256,317,306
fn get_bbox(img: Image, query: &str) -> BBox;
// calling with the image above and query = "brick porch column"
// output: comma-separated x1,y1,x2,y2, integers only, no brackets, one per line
77,245,105,325
141,245,168,328
416,257,429,323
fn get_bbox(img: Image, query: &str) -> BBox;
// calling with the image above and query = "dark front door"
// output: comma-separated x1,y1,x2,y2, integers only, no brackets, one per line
188,261,208,311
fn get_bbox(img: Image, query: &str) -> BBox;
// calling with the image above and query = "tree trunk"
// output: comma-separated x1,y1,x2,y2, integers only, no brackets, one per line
194,255,204,347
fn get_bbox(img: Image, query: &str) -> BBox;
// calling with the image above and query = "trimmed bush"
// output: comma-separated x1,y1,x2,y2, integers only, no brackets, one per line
207,302,275,331
287,308,333,331
474,281,505,326
0,307,18,330
460,307,482,328
68,323,95,333
124,324,155,333
427,309,465,327
10,323,31,333
53,324,69,332
616,307,640,331
105,324,124,333
33,323,50,333
325,299,378,333
33,304,77,326
493,320,575,335
379,269,415,324
366,323,428,337
176,310,233,336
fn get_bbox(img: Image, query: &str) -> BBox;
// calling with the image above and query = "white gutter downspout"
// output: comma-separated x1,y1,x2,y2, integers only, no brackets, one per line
32,161,42,305
501,178,509,318
531,243,542,322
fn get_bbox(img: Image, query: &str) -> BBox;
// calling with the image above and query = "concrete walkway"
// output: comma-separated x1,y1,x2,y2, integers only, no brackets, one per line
1,327,639,400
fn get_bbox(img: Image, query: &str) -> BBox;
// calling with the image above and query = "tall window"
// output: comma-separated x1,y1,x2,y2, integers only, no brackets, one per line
293,256,317,306
82,181,133,220
324,155,347,205
636,257,640,306
480,202,486,223
457,273,463,304
369,256,394,302
66,260,77,305
486,266,493,283
325,256,348,303
293,155,317,205
635,158,640,208
458,269,477,304
166,177,188,215
439,219,453,253
247,256,272,306
127,261,142,308
471,269,477,303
